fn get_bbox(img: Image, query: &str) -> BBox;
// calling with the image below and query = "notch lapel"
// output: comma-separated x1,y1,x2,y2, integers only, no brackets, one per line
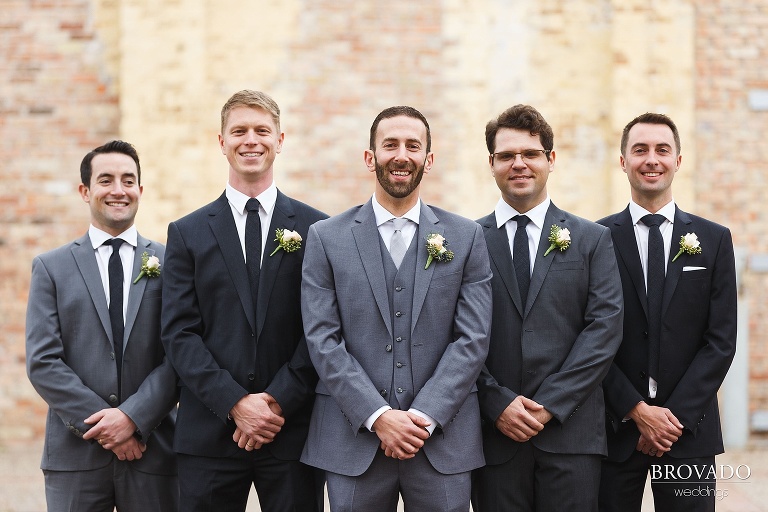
209,195,256,332
411,204,441,331
526,204,564,316
352,201,393,338
482,214,525,316
257,190,296,338
662,207,692,316
610,207,649,319
124,235,154,342
71,235,113,345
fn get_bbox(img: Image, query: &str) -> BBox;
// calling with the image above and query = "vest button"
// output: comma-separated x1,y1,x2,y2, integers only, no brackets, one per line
395,311,402,317
396,362,403,368
395,337,402,342
380,389,387,397
397,387,404,393
396,286,403,292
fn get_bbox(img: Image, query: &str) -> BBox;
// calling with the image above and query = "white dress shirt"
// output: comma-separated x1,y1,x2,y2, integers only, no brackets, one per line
89,224,137,328
494,196,551,276
226,182,278,266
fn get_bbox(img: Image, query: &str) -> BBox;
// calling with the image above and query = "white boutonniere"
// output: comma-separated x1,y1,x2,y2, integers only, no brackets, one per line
425,233,454,269
269,228,302,256
672,232,701,262
133,252,161,284
543,225,571,257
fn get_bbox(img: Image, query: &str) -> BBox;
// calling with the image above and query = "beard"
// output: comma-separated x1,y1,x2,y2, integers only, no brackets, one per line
374,157,426,199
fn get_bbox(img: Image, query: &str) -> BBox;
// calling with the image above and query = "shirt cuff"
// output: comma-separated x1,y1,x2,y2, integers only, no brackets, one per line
409,408,436,435
364,406,391,431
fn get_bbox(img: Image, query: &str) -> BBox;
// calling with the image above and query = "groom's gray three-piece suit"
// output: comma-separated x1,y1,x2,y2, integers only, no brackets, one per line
300,199,492,510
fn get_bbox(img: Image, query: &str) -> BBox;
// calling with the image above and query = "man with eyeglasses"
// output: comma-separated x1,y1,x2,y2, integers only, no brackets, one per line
472,104,624,511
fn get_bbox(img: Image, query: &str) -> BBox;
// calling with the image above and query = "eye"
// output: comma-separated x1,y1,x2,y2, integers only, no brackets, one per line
657,147,670,155
407,144,421,151
495,152,514,162
522,150,543,160
632,147,647,155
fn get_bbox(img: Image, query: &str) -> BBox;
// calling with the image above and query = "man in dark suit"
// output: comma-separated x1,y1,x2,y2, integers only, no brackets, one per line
161,90,327,512
597,113,737,512
300,106,493,511
472,105,624,512
26,140,178,511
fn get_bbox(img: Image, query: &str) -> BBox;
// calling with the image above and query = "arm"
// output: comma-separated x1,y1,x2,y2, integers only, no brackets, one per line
25,256,112,439
531,227,624,423
409,223,493,428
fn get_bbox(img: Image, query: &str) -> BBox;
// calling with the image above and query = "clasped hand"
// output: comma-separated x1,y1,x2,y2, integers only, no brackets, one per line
83,408,145,461
495,395,552,443
374,410,431,460
629,402,683,457
230,393,284,451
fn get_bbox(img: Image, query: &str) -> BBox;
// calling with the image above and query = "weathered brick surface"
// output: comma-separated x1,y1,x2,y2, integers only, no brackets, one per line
1,0,766,445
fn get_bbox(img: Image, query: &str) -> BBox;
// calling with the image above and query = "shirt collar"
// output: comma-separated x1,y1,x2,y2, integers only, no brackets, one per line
371,194,421,227
226,181,278,216
88,224,138,249
629,199,675,226
495,196,551,229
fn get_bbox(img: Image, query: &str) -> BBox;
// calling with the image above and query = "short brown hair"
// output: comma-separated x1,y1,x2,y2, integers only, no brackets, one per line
485,104,554,159
620,112,681,156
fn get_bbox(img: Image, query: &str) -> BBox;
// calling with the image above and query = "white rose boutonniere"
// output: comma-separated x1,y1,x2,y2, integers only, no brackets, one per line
133,252,161,284
543,225,571,257
672,232,702,262
425,233,454,270
269,228,302,256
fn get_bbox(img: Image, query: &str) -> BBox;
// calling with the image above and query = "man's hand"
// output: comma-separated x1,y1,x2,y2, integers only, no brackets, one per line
495,396,547,442
110,436,146,461
628,402,683,455
373,410,430,460
230,393,284,447
83,408,137,450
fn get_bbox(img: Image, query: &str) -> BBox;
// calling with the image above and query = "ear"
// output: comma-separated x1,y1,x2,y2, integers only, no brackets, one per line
364,149,376,172
620,154,627,173
276,132,285,154
423,152,434,174
218,133,226,154
78,183,90,203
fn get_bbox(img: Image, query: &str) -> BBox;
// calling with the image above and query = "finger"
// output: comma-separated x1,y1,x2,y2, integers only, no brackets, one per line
519,396,543,410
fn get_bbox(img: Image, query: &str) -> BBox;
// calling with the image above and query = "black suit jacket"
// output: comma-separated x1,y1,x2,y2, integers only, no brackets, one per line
597,206,737,461
161,190,327,459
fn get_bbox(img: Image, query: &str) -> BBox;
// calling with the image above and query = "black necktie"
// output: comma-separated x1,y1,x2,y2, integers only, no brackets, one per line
106,238,125,402
642,214,666,384
245,198,262,312
513,215,531,307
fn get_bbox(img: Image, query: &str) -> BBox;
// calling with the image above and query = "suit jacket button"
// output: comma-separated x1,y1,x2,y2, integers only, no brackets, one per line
640,371,647,379
108,394,118,403
248,373,255,381
380,389,387,397
386,345,392,352
110,352,115,360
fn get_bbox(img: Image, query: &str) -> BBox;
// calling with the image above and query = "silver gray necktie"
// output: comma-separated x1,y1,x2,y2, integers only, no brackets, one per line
390,218,408,269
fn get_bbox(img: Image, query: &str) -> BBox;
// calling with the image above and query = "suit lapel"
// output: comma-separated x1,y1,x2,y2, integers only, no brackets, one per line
527,204,564,316
124,234,155,343
481,213,524,316
257,190,296,337
71,234,113,344
611,207,649,319
662,207,692,316
209,194,256,331
411,204,441,332
352,201,393,338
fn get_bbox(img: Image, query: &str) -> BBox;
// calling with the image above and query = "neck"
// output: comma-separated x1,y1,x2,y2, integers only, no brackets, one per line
632,191,672,214
375,191,419,218
229,171,273,198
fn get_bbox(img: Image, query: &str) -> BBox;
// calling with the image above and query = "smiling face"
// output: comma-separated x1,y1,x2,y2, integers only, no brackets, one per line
79,152,143,236
365,114,433,214
490,127,554,213
621,122,681,211
219,105,284,192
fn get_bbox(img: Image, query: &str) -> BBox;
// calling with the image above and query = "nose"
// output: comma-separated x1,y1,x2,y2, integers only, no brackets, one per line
511,153,527,168
394,145,409,161
244,129,259,144
110,181,126,195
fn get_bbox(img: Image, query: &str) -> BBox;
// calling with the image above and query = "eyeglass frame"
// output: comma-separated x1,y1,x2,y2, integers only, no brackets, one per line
490,149,552,165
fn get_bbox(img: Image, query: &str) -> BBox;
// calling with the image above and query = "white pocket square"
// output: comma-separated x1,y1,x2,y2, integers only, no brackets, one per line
683,266,706,271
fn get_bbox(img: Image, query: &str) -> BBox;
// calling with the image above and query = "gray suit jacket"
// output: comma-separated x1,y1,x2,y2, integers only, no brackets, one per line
477,203,624,464
26,233,177,474
300,200,492,476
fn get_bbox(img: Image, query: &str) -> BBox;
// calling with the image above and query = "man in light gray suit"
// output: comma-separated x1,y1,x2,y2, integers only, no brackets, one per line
301,106,493,511
26,140,178,511
472,105,623,512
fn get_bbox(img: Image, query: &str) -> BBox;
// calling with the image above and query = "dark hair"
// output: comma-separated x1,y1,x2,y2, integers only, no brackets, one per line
620,112,681,155
485,104,554,159
80,140,141,187
369,106,431,153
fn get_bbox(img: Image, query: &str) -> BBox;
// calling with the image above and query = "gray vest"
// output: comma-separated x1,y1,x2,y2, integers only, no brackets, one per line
379,233,418,410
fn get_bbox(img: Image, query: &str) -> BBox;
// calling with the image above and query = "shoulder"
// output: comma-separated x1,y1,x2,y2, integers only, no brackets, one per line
559,209,610,237
278,194,329,223
34,239,79,264
311,204,365,233
171,195,228,229
681,210,731,236
427,205,481,232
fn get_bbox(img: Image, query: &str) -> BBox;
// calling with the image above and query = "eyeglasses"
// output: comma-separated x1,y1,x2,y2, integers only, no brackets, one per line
491,149,551,165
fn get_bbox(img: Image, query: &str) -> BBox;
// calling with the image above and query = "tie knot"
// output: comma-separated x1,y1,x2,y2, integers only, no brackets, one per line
514,215,530,228
105,238,125,250
642,214,665,228
245,198,261,213
392,218,408,231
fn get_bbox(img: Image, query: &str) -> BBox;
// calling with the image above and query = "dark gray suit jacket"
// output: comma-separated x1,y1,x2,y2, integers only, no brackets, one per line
477,203,624,464
301,200,492,476
26,233,177,475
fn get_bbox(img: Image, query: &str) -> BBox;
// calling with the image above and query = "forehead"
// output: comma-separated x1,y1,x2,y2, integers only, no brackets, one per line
627,123,675,147
90,152,137,177
375,115,428,145
224,105,278,131
494,127,542,150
